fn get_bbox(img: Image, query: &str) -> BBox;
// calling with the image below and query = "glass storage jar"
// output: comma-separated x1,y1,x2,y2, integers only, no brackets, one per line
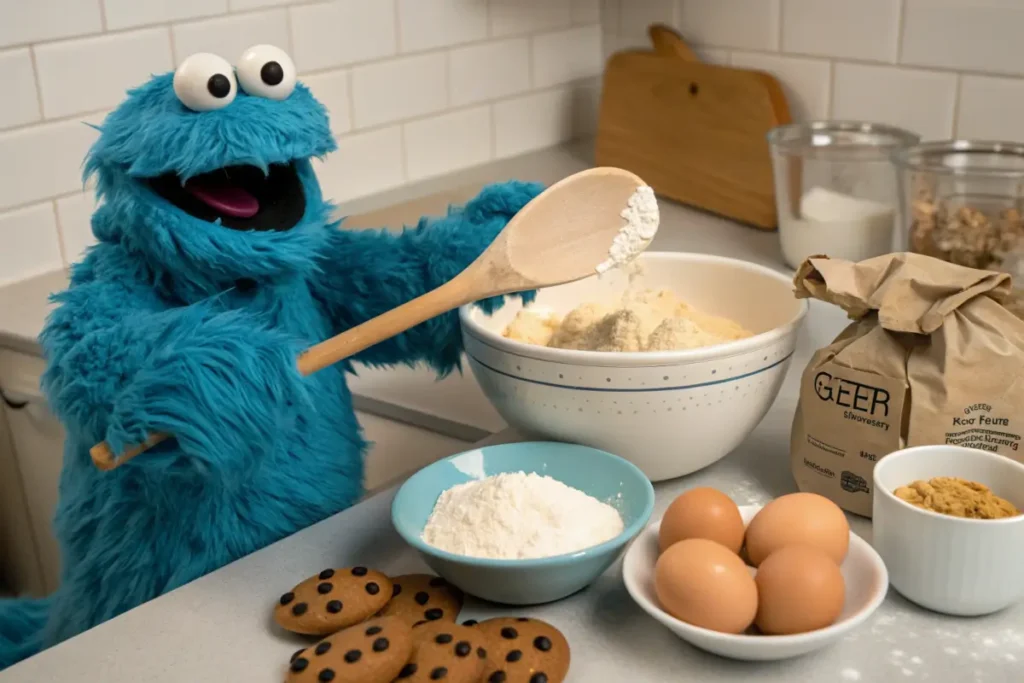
894,141,1024,318
768,121,920,270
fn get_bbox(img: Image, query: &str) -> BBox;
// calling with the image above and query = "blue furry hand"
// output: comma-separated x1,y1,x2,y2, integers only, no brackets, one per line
103,310,310,478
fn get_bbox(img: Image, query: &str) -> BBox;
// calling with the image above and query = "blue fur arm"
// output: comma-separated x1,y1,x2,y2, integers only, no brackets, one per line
312,180,544,374
41,281,309,480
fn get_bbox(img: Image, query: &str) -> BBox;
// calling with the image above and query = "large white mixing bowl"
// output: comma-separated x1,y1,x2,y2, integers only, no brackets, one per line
459,252,808,481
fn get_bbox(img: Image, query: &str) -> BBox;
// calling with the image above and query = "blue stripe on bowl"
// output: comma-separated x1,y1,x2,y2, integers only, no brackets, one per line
464,350,794,393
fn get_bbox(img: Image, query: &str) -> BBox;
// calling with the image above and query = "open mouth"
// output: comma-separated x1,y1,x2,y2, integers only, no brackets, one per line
147,162,306,232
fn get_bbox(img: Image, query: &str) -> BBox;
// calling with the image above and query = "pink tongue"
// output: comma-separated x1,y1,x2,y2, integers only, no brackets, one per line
186,184,259,218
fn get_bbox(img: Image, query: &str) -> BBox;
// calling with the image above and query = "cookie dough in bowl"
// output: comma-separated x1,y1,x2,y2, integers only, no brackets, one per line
459,252,809,481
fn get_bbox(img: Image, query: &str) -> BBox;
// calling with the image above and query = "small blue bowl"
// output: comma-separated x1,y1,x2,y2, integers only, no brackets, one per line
392,441,655,605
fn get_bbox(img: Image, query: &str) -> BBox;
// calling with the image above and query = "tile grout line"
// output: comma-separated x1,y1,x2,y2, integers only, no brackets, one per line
774,0,783,52
826,59,836,118
165,24,176,66
894,0,907,64
26,45,47,120
393,0,402,53
98,0,109,32
49,199,70,268
951,73,964,138
488,103,498,159
283,3,295,55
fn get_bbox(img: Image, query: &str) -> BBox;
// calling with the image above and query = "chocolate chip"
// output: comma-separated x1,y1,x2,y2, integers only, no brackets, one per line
533,636,552,652
352,567,368,577
319,569,335,580
488,672,507,683
365,625,382,636
424,608,444,621
392,584,402,597
435,633,453,644
530,674,548,683
430,667,448,680
343,650,361,664
397,663,417,679
455,641,471,657
315,642,331,656
290,648,305,663
517,618,530,622
372,638,389,652
365,582,380,596
462,620,478,627
319,669,336,682
506,650,522,663
279,592,295,606
415,592,430,606
477,647,487,659
317,582,333,594
292,602,308,616
500,627,518,640
326,600,342,614
429,577,446,587
291,657,309,672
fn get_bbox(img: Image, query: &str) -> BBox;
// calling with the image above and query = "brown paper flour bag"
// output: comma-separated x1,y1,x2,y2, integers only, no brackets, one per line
790,252,1024,517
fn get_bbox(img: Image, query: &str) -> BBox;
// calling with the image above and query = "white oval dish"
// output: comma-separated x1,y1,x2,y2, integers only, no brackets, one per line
622,504,888,661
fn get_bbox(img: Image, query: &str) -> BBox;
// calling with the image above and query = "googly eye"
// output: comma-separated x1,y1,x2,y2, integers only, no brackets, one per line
237,44,296,101
173,53,237,112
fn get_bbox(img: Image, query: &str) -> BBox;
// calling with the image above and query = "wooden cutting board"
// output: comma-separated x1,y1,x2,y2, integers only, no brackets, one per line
596,25,792,230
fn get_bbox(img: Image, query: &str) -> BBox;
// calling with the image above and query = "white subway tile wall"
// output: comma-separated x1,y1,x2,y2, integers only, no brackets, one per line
14,1,1020,287
603,0,1024,143
0,0,602,286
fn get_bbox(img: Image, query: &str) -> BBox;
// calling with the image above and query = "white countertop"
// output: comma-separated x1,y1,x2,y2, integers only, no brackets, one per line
2,144,1019,682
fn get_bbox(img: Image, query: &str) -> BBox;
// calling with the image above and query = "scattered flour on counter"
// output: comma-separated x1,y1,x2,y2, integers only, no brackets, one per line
421,472,624,560
840,668,862,681
596,185,660,274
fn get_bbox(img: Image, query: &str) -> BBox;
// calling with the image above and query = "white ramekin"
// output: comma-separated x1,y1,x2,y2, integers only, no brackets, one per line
872,445,1024,616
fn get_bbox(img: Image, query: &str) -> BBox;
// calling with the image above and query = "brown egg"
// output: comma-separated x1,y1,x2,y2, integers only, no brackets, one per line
744,492,850,567
658,487,745,554
654,538,758,634
754,545,845,635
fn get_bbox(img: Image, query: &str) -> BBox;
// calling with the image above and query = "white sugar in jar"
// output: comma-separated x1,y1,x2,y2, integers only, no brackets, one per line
769,121,920,270
779,186,896,269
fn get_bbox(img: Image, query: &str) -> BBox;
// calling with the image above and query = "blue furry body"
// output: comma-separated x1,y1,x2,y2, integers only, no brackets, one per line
0,63,541,671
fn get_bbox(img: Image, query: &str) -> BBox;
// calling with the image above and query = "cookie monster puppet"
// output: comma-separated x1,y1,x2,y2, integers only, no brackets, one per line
0,45,541,670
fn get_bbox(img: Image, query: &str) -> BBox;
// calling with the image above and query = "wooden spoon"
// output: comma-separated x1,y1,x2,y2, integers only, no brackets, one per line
90,167,650,471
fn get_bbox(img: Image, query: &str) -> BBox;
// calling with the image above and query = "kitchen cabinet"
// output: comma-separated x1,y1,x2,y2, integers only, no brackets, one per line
0,348,469,598
0,350,61,597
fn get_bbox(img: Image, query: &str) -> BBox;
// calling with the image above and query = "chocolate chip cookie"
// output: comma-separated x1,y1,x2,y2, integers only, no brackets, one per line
477,617,570,683
376,574,463,628
275,567,393,636
286,616,412,683
392,621,488,682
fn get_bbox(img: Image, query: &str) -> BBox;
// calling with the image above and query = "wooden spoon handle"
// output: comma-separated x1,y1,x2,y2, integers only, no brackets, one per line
90,275,479,471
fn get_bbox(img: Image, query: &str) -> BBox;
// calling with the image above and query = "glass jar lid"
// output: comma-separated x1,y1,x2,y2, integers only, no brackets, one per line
768,121,920,161
894,140,1024,178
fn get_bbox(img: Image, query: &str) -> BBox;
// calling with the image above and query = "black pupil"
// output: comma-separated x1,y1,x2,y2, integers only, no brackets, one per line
207,73,231,98
261,61,284,86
